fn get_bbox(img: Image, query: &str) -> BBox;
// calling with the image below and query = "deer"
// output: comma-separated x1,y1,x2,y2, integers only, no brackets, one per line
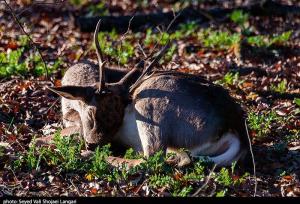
47,20,251,167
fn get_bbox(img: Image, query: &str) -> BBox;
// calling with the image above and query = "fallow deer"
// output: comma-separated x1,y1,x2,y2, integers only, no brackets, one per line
48,20,250,167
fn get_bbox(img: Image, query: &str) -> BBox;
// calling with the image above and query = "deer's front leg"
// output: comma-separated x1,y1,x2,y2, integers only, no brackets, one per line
136,120,167,158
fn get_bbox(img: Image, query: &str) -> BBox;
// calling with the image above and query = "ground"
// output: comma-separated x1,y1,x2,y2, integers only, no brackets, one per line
0,0,300,197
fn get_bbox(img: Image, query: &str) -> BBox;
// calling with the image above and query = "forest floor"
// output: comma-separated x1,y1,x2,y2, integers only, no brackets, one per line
0,0,300,197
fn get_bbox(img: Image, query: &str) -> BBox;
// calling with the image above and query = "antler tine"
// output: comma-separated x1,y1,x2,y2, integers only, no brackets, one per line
94,19,106,92
129,41,170,93
129,10,181,93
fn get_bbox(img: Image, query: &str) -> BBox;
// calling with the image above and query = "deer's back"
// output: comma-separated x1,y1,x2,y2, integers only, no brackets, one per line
132,72,247,149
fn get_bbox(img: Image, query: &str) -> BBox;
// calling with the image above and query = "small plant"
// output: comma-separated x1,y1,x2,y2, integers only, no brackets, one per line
247,31,292,47
0,47,62,78
90,144,112,179
149,174,178,189
294,98,300,107
139,150,168,174
149,173,192,196
285,129,300,143
87,2,108,16
162,44,177,63
247,111,279,139
230,10,249,29
216,189,228,197
216,72,240,86
69,0,87,6
40,132,85,172
18,35,30,47
269,31,292,46
11,152,24,171
247,35,268,47
199,30,240,50
215,168,233,186
124,148,142,159
184,160,205,181
97,31,134,65
178,21,199,37
25,137,43,171
144,29,171,47
270,79,288,94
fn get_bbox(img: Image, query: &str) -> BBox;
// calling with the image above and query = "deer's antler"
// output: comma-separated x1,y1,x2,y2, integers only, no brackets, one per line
94,19,106,92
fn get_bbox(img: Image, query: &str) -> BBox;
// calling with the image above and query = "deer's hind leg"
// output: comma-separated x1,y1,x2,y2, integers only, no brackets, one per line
135,119,190,167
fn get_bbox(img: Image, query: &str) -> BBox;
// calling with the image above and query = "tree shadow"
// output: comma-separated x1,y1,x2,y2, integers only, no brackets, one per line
240,41,300,65
254,143,300,177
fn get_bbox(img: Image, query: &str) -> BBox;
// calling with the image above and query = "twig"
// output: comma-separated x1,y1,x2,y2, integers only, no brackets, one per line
119,15,135,42
192,164,217,197
147,9,182,60
3,0,49,79
70,179,83,196
137,42,147,58
245,119,257,197
117,15,135,68
129,10,182,92
45,97,60,114
134,179,147,195
129,41,170,93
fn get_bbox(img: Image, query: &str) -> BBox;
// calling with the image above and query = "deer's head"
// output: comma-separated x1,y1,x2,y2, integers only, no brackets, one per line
48,20,137,149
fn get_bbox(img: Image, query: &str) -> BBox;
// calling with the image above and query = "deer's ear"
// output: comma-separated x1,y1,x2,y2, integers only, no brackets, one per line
47,86,95,102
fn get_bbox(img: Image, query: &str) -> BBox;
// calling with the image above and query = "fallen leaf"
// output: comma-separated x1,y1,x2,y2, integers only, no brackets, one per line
85,173,94,181
91,187,98,195
283,175,293,181
6,41,18,50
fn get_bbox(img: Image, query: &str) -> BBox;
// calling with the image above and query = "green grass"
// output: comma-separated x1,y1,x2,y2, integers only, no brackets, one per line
247,111,280,140
93,22,291,66
294,98,300,107
148,174,193,196
7,131,251,197
270,79,288,94
87,2,108,16
247,31,292,47
198,29,241,50
0,35,62,78
215,72,240,87
69,0,87,6
97,30,135,65
230,10,249,28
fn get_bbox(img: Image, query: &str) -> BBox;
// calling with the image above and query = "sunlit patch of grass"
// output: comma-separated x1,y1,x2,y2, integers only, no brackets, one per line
270,79,288,94
97,30,135,65
7,131,251,196
230,10,249,27
87,2,108,16
247,111,280,140
215,72,241,87
0,35,62,78
198,29,241,50
148,174,193,196
247,31,292,47
69,0,88,7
